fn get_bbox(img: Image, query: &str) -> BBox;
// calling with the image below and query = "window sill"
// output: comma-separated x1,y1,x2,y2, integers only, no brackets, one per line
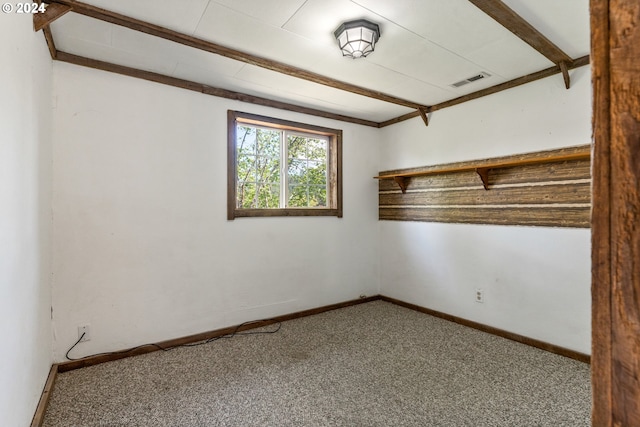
230,208,342,219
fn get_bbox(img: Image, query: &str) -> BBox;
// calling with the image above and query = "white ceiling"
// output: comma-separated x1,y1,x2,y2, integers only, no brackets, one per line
49,0,590,123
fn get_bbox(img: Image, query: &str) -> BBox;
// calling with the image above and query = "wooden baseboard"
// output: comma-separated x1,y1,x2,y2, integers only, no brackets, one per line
36,294,588,424
380,295,590,364
57,295,381,373
57,294,589,372
30,364,58,427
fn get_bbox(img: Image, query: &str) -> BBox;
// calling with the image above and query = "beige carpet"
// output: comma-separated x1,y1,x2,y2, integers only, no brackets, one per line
43,301,591,426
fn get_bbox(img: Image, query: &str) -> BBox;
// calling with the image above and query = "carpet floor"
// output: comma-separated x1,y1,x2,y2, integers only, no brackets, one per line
43,301,591,426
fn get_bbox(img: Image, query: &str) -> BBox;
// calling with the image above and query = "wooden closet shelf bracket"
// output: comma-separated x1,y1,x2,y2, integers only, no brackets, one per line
374,147,591,193
393,176,408,193
475,167,490,190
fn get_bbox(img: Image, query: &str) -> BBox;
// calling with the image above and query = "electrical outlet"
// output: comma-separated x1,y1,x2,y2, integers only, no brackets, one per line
78,324,91,342
475,289,485,303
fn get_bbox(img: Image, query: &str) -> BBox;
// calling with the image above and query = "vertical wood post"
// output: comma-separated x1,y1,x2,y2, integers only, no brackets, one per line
591,0,640,425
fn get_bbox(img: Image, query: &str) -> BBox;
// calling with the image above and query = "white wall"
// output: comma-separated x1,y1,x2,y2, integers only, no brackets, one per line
379,68,592,354
0,13,53,427
51,63,381,362
51,52,591,361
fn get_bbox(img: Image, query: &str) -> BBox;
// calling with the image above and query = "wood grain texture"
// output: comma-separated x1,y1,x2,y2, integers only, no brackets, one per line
379,161,591,192
590,0,612,424
41,26,57,59
559,61,571,89
468,0,572,65
33,3,71,31
378,147,591,228
380,182,591,206
227,110,237,220
381,296,591,363
418,107,429,126
233,208,342,218
609,2,640,423
591,0,640,425
378,111,422,128
489,160,591,185
379,171,484,192
379,206,590,228
378,145,590,178
333,131,343,218
29,364,58,427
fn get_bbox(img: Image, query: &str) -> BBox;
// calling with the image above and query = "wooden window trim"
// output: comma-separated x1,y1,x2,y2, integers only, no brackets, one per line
227,110,342,220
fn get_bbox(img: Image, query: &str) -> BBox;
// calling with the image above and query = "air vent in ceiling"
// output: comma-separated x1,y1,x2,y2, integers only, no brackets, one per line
451,72,491,88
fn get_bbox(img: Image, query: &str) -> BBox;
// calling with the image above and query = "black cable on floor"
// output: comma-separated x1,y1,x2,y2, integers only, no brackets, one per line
65,320,282,361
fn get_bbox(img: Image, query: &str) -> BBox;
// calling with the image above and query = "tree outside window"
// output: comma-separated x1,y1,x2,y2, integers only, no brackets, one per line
228,111,342,219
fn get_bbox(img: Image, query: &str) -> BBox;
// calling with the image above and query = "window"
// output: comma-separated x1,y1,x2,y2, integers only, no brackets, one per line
228,111,342,219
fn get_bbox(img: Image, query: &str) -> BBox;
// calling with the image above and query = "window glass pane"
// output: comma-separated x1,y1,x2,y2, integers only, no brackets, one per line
256,184,280,208
237,154,258,183
237,126,257,156
307,138,327,162
306,160,326,185
256,128,280,157
288,185,308,207
237,182,256,208
308,185,327,207
286,134,327,207
230,111,341,218
287,158,306,185
287,135,307,159
237,125,281,209
256,156,280,184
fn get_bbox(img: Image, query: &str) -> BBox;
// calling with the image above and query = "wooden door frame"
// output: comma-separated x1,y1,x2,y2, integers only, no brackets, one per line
591,0,640,425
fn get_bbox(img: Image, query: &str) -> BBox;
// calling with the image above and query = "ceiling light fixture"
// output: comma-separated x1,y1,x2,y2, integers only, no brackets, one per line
334,19,381,59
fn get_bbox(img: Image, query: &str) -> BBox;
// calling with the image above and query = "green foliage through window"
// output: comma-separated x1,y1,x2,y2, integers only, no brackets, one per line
228,111,342,219
236,126,328,209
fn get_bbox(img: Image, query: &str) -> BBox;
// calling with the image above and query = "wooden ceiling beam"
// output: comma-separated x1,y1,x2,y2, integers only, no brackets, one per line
42,1,588,128
55,51,380,128
33,1,67,59
468,0,573,66
430,55,588,112
47,0,427,111
42,26,58,59
33,3,72,32
378,111,421,128
378,55,589,128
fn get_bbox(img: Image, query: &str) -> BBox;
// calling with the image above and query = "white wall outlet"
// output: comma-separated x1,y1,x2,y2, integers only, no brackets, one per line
78,324,91,342
475,289,485,303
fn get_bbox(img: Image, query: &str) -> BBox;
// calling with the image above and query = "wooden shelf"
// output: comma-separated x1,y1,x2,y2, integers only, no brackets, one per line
375,146,591,193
